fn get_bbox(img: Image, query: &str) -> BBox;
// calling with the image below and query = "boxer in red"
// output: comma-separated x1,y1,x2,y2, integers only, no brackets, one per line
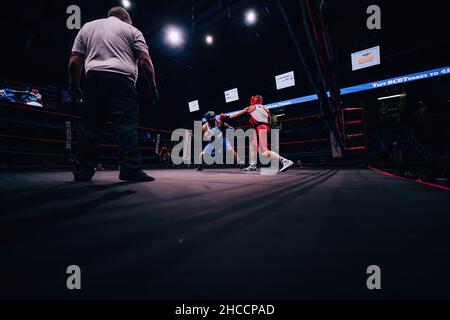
224,95,294,172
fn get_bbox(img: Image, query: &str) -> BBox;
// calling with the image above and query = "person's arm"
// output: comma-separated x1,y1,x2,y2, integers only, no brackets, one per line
68,27,86,99
264,107,272,125
218,119,233,130
138,51,157,89
138,51,159,104
68,52,85,98
202,123,212,140
229,107,250,119
134,29,159,104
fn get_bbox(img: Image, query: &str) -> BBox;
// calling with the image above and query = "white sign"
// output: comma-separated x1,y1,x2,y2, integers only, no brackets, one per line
188,100,200,112
225,88,239,103
275,71,295,90
351,46,381,71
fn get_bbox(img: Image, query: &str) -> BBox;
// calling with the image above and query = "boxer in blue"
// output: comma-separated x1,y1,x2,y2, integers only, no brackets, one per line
197,111,243,171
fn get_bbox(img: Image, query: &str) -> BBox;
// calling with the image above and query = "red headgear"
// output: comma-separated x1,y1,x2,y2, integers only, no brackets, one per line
250,95,264,106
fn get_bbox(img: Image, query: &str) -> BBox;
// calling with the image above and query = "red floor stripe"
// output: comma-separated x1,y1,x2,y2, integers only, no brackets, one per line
368,165,450,191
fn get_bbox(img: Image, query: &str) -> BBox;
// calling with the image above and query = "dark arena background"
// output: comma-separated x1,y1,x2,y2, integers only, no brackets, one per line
0,0,449,305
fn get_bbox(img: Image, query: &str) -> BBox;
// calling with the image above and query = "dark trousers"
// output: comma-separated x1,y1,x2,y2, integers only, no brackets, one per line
74,71,142,177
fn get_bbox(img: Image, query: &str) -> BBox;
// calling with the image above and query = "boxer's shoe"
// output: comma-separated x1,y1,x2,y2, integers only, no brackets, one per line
74,174,94,182
73,171,94,182
242,164,257,172
119,170,155,182
280,159,294,173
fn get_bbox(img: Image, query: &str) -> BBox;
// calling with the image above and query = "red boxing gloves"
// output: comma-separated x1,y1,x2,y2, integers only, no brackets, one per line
219,113,229,121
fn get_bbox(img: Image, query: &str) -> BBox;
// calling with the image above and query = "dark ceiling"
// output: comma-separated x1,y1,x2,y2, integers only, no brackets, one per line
0,0,448,130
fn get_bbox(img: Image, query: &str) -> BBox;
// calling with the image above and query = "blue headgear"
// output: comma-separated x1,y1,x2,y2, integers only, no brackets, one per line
204,111,215,122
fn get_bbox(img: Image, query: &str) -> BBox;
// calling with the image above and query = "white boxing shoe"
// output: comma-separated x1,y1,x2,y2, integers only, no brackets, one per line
242,164,257,172
280,159,294,173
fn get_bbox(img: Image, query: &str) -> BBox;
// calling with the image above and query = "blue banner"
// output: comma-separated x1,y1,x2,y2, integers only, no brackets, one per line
262,66,450,110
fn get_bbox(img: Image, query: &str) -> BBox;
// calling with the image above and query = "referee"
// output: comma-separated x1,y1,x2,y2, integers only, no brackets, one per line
68,6,158,182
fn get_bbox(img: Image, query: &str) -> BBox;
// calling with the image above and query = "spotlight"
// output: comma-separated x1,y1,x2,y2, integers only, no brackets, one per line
245,9,257,25
165,26,184,47
205,34,214,45
122,0,132,9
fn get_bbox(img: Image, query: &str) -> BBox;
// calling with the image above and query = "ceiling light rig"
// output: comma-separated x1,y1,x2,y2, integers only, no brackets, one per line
205,34,214,45
165,26,184,47
122,0,132,9
245,9,258,25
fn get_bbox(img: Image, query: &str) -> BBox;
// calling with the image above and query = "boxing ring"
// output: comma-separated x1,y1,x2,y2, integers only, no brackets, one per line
1,167,449,299
1,0,449,298
1,82,449,298
0,98,338,169
1,70,449,298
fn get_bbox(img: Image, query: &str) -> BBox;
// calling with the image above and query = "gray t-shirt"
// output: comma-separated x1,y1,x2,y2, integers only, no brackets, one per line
72,16,149,84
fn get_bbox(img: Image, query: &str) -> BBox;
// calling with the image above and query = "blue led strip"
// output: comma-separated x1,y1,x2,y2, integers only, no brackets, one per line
248,66,450,112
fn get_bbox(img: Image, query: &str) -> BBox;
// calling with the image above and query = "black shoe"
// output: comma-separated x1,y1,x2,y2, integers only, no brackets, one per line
74,176,93,182
119,171,155,182
196,166,203,171
73,173,94,182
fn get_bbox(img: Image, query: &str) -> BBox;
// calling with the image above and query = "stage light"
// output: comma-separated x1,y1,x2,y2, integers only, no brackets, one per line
122,0,132,9
205,34,214,45
245,9,257,25
165,26,184,47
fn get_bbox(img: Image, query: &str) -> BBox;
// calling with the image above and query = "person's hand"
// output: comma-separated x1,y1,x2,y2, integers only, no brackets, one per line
68,84,83,103
149,86,159,105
